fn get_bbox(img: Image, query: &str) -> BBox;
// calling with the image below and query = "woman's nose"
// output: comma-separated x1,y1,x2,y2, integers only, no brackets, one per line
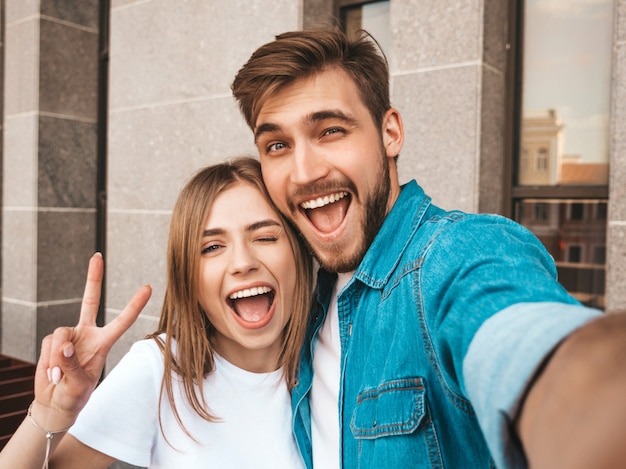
228,243,259,275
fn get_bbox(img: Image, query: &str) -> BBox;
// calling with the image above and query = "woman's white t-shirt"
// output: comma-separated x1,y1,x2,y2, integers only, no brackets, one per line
69,337,304,468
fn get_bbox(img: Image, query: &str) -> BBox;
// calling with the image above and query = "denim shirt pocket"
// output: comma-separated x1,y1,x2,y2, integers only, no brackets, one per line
349,377,443,468
351,378,425,438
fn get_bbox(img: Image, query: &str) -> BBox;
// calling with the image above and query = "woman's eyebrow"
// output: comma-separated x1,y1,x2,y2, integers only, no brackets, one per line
202,219,281,237
247,219,282,232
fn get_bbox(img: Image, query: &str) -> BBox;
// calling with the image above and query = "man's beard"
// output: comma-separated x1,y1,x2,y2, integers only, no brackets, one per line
317,156,390,273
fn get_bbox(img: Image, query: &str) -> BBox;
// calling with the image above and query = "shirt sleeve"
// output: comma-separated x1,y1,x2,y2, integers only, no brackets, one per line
463,302,601,468
69,339,163,467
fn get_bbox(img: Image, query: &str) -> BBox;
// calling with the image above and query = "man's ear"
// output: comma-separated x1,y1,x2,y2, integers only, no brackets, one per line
382,108,404,158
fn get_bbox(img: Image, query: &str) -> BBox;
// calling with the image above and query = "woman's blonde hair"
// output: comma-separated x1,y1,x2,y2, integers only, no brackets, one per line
147,156,313,438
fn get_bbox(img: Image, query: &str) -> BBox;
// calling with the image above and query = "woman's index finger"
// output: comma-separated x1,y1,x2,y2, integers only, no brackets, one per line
77,253,104,327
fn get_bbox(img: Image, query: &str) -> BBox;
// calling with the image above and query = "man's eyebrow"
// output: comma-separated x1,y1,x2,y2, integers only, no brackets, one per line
308,109,357,126
254,110,358,142
254,123,281,143
202,219,282,237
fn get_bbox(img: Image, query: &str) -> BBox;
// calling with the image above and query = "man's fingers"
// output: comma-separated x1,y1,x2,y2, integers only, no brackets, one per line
103,285,152,344
77,253,104,327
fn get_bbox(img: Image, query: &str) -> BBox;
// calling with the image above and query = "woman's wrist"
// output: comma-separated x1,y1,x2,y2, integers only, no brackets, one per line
28,400,77,434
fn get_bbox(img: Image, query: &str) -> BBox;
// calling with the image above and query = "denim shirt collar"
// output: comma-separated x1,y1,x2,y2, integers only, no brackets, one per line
352,180,431,289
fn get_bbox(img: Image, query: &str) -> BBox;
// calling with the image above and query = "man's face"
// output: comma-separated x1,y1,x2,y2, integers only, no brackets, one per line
254,68,403,272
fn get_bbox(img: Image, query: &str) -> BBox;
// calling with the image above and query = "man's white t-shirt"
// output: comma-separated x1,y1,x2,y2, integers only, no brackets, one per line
70,337,304,468
311,272,353,469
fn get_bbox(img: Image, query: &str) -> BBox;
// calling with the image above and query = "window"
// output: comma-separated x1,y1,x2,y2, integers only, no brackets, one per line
567,203,585,221
512,0,613,309
533,203,549,223
592,245,607,264
340,0,390,56
536,148,548,172
567,245,583,263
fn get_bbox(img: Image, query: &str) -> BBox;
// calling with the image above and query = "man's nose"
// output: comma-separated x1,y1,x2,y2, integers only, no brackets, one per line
291,142,328,185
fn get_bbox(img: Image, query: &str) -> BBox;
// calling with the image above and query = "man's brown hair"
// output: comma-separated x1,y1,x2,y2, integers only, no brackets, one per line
232,28,391,131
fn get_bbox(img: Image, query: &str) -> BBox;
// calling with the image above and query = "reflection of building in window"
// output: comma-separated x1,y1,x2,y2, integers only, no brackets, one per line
517,199,607,308
520,109,609,186
594,203,607,220
566,244,583,263
592,245,606,264
536,148,549,172
519,109,563,185
567,203,585,221
559,159,609,185
521,149,529,172
533,203,549,223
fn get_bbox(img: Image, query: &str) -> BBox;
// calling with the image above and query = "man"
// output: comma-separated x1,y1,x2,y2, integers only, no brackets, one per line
232,28,626,468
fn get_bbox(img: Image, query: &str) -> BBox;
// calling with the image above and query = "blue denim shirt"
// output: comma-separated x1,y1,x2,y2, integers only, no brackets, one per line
292,180,600,468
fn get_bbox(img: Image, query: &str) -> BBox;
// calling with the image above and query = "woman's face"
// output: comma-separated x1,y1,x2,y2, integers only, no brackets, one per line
197,181,297,372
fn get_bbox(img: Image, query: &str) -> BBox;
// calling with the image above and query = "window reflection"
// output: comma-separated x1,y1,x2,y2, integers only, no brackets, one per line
516,199,607,309
519,0,613,186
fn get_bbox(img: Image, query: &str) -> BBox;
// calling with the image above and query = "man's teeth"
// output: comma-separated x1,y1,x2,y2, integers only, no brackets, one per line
229,286,272,299
301,191,348,210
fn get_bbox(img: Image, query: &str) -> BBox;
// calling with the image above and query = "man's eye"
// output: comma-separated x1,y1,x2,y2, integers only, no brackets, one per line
323,127,344,136
267,142,287,152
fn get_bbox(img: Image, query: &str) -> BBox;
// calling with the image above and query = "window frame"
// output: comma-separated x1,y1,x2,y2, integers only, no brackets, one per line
506,0,609,208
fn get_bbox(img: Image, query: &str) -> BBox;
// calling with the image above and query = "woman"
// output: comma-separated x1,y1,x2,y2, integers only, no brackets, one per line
0,157,313,468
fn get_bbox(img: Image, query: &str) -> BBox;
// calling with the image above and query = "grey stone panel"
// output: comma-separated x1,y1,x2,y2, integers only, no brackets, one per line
5,0,39,23
617,0,626,43
105,211,169,318
303,0,337,29
478,65,506,215
107,97,253,212
37,115,98,208
482,0,508,73
391,0,482,71
35,301,82,356
393,65,481,213
4,17,37,115
36,210,96,301
2,210,37,303
39,18,99,119
609,43,626,221
111,0,142,9
1,301,36,362
41,0,100,30
108,0,299,110
3,115,38,207
606,224,626,312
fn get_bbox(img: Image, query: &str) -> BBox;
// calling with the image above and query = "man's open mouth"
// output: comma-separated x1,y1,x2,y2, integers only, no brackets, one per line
300,191,350,234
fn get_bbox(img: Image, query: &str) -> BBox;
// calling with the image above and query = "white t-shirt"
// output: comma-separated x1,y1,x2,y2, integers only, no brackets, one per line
70,336,304,469
311,272,353,469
